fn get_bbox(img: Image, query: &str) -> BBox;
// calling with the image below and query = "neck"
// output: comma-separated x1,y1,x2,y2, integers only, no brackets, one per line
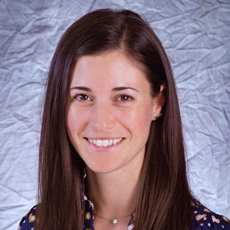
85,160,143,219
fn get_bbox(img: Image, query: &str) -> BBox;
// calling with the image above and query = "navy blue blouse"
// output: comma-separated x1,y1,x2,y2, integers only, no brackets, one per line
18,199,230,230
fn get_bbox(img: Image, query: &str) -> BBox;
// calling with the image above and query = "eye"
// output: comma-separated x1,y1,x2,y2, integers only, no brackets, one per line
117,94,133,102
73,94,91,101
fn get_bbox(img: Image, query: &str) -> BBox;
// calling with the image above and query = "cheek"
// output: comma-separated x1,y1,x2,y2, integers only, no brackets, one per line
66,107,76,144
66,106,86,141
117,106,152,135
136,110,152,134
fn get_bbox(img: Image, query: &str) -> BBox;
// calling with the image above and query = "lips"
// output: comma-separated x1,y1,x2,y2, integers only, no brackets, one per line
87,138,123,147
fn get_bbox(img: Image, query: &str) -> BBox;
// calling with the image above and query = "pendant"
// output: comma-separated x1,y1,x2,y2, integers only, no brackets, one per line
112,219,118,224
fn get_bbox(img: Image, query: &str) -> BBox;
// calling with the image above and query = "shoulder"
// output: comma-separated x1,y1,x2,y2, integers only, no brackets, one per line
18,205,37,230
191,201,230,230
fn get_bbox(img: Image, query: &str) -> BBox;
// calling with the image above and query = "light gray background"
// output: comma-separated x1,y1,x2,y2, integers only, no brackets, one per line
0,0,230,229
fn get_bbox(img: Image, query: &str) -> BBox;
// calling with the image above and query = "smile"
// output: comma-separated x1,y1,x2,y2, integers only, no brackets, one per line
87,138,123,147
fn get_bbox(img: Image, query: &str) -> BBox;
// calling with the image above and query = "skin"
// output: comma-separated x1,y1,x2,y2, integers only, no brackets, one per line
66,50,164,229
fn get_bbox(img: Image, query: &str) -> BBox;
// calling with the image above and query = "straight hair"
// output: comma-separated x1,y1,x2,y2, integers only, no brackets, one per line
37,8,193,230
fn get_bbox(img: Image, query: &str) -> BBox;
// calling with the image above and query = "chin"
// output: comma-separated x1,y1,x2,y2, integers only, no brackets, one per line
86,161,123,175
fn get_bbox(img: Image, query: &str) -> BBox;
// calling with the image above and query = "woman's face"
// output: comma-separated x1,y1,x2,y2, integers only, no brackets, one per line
66,50,164,174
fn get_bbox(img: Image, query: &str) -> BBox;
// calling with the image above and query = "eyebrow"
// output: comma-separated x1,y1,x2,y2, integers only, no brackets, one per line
70,86,139,92
112,86,139,92
70,86,92,91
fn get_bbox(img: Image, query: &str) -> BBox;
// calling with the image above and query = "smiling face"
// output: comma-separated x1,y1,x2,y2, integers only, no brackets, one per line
66,50,164,174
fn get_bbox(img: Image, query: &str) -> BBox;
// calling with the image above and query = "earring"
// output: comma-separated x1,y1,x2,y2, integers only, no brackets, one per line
152,113,162,121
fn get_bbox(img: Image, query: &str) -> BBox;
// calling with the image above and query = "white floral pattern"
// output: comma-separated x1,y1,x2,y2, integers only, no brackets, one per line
18,201,230,230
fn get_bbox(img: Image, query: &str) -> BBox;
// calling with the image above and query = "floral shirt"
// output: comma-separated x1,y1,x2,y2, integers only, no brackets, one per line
18,200,230,230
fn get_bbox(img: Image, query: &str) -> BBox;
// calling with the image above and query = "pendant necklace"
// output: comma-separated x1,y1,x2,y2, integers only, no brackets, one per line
94,211,130,225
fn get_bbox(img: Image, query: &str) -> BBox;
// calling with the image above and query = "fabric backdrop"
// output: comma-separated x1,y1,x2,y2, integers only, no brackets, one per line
0,0,229,229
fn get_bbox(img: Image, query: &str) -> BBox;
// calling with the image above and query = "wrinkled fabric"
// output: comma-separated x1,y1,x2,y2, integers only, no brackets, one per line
0,0,229,229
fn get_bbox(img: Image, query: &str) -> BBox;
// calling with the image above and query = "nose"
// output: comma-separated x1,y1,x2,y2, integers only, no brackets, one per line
90,101,115,131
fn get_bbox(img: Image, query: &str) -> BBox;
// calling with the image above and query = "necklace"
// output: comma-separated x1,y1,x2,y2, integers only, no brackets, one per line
94,211,130,225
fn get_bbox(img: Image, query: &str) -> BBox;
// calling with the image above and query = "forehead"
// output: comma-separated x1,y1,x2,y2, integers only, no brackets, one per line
70,50,151,91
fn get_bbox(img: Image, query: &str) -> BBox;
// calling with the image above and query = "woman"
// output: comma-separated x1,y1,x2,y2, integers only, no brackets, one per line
18,8,230,230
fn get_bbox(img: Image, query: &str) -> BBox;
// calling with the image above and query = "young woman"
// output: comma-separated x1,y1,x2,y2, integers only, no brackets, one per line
18,9,230,230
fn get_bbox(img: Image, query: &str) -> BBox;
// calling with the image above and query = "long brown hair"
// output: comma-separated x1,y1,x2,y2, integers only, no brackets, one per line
37,8,193,230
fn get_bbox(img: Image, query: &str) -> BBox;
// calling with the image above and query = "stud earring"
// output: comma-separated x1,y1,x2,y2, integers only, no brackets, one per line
152,113,162,121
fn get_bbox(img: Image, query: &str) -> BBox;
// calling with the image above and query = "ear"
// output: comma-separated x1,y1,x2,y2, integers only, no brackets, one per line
151,85,165,120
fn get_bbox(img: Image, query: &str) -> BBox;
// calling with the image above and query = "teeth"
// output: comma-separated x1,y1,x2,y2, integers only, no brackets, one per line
89,139,93,144
96,140,103,146
88,138,122,147
102,140,108,147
